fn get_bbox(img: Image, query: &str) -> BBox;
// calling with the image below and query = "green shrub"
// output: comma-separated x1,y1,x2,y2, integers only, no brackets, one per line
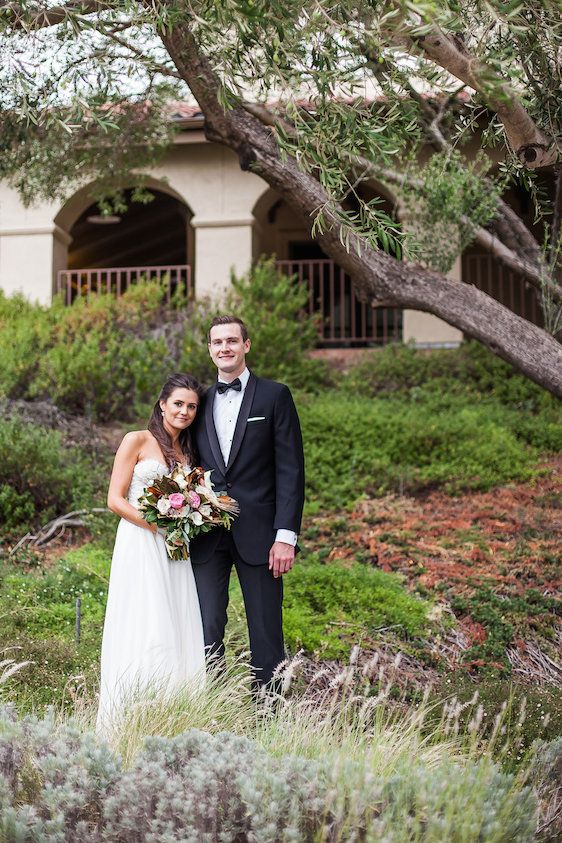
0,291,55,399
344,340,560,412
30,285,177,420
0,545,110,709
432,674,562,771
0,283,186,421
0,418,101,535
300,393,542,510
282,556,430,658
1,261,331,421
0,485,35,534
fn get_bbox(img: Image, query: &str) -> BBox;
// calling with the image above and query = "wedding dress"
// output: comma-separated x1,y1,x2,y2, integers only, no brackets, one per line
96,459,205,733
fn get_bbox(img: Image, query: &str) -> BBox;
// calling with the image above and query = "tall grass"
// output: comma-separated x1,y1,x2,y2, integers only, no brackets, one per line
1,649,550,840
71,650,529,777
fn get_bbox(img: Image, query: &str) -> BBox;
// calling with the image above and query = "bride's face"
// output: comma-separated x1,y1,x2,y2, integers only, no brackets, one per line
160,388,199,432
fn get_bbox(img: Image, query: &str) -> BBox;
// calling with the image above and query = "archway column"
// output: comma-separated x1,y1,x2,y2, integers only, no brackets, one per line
0,224,71,304
191,215,254,300
402,257,464,347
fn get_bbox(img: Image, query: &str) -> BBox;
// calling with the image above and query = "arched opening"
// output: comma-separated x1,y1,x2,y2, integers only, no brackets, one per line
68,188,191,269
253,186,403,347
54,183,194,303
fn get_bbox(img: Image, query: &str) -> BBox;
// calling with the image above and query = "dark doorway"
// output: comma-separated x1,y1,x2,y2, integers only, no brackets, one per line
68,189,190,270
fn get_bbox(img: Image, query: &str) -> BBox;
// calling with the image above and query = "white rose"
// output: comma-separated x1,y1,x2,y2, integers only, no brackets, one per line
197,484,218,505
157,497,171,515
175,475,188,490
189,510,204,526
199,504,212,517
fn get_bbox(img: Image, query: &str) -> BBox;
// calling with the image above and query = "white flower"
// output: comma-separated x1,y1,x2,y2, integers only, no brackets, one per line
199,504,212,517
157,497,171,515
189,510,204,526
174,475,188,490
197,484,218,505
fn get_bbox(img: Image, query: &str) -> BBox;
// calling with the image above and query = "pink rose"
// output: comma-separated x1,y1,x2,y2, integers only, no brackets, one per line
168,493,186,510
187,491,201,509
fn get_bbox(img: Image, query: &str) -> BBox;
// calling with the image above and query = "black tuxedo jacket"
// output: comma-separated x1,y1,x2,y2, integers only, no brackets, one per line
190,372,305,566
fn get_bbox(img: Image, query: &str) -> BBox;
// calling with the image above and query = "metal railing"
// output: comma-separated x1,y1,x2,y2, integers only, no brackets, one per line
461,253,542,326
56,265,192,305
276,259,402,346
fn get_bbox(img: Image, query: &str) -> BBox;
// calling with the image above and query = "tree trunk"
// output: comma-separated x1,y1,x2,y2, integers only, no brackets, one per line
161,22,562,398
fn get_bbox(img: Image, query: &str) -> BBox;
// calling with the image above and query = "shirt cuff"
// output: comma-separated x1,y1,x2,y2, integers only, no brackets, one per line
275,529,297,546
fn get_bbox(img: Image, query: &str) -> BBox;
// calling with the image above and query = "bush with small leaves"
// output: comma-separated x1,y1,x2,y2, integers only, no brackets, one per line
0,417,102,535
0,705,540,842
0,704,120,841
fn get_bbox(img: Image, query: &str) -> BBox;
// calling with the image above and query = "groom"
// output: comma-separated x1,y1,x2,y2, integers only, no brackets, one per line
190,315,305,688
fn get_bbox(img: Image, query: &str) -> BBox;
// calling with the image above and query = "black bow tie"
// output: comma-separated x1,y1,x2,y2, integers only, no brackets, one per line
217,378,242,394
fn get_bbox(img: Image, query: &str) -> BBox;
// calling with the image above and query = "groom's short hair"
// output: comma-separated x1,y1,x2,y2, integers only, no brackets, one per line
208,315,249,343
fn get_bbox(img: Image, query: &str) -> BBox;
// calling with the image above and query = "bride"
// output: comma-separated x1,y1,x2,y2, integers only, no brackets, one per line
96,373,206,732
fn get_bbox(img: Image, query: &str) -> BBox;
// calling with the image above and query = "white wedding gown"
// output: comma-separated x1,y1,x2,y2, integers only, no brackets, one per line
96,459,205,733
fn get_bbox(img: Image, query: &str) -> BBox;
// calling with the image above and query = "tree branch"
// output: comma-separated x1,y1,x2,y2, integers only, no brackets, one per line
363,45,544,264
550,168,562,267
394,25,560,169
373,165,562,302
242,98,555,300
155,9,562,396
0,0,111,30
96,26,183,79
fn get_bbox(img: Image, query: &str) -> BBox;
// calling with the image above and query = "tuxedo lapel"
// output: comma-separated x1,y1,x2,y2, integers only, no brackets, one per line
226,372,257,472
204,384,227,475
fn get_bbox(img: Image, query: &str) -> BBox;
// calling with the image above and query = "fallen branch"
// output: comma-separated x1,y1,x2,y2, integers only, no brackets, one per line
9,507,109,554
507,638,562,687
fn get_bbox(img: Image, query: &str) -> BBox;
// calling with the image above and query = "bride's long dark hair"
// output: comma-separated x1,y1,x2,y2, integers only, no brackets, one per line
148,373,204,469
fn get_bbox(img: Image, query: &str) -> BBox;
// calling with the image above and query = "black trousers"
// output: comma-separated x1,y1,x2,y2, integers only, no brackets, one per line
192,529,285,687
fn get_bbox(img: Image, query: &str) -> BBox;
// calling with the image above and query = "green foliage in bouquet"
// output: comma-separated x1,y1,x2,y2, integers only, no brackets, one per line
138,464,239,560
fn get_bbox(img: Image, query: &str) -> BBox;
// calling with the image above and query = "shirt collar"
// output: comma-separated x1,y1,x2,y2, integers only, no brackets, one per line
217,367,250,389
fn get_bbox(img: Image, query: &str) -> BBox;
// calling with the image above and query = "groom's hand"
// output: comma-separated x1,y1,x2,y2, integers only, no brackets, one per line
268,542,295,578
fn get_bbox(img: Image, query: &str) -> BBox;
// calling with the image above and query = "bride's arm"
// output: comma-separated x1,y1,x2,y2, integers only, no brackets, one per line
107,432,157,533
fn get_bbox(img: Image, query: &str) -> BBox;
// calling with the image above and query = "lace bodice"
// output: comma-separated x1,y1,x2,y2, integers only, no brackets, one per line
127,459,168,507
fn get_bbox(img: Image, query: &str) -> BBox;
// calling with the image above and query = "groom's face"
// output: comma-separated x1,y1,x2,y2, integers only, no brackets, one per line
208,323,251,377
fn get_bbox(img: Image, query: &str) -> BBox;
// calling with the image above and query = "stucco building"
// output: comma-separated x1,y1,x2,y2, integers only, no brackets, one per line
0,105,539,348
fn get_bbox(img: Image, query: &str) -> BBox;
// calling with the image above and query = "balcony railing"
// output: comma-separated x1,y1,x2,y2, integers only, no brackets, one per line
277,259,402,346
57,259,402,346
461,253,542,327
56,265,191,306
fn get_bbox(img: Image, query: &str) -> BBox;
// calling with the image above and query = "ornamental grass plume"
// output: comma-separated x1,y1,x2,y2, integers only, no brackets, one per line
74,652,256,769
0,648,31,685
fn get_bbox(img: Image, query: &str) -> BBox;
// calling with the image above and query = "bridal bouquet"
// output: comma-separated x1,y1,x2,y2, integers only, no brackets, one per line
138,464,240,561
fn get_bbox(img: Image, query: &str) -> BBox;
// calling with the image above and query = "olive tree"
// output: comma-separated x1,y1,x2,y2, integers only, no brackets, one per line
1,0,561,394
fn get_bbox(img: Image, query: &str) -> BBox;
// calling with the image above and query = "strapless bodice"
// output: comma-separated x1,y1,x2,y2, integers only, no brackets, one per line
127,459,168,506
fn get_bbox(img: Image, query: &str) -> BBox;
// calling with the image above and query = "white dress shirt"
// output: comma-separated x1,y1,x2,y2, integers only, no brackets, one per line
214,367,297,547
